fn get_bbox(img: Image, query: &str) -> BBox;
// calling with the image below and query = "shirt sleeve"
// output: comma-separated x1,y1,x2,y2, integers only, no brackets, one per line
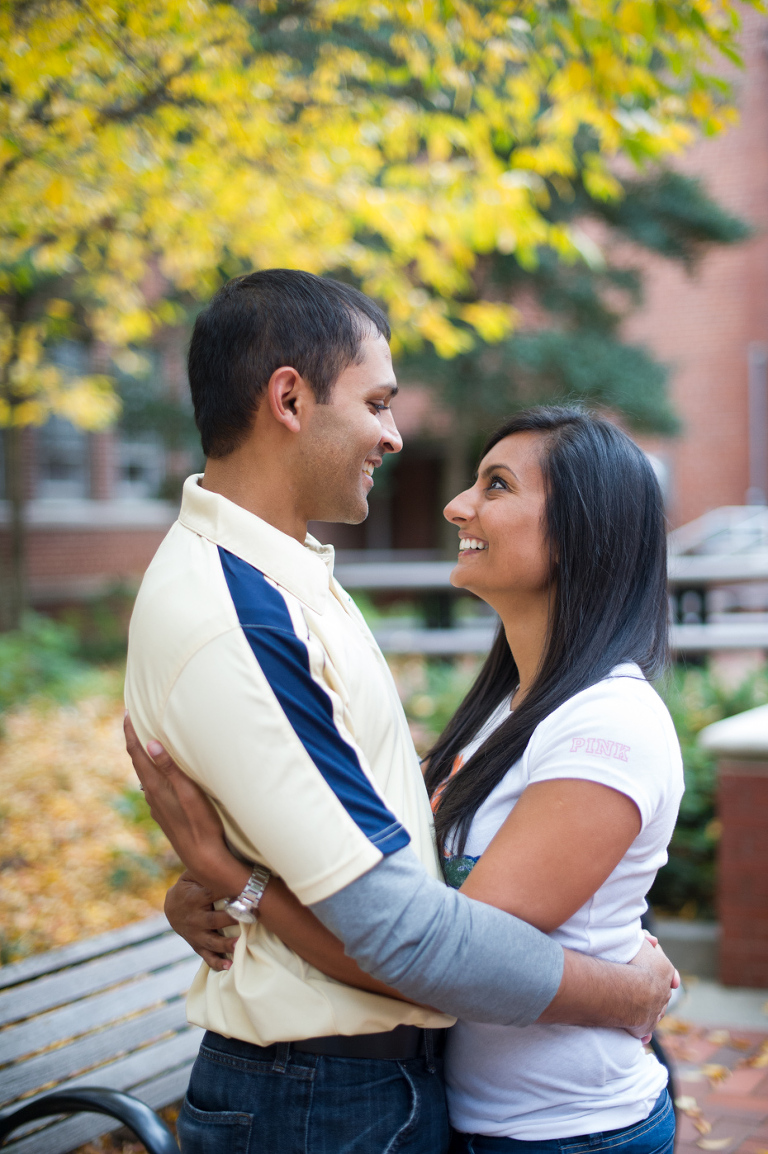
311,846,564,1026
148,551,410,906
523,677,677,830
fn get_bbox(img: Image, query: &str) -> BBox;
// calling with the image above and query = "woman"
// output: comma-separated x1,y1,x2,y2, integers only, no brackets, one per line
132,406,682,1154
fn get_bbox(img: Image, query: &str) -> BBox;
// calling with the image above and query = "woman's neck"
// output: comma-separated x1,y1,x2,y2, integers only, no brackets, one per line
494,592,551,706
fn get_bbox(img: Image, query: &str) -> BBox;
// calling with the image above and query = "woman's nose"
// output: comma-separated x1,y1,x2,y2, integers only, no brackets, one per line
444,488,474,524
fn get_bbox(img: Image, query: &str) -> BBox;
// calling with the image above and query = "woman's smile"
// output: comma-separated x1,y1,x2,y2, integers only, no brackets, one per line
458,535,488,554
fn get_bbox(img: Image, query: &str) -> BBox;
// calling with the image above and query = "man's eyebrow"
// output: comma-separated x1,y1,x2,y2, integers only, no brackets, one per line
369,382,399,398
477,461,519,482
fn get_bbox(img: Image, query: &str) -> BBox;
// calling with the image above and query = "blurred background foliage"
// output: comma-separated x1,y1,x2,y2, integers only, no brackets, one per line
0,594,760,966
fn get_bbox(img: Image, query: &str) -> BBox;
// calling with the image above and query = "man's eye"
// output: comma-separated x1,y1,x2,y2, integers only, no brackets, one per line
371,403,390,412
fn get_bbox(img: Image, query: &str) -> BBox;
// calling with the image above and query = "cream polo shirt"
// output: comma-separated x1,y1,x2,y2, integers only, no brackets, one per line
125,475,453,1045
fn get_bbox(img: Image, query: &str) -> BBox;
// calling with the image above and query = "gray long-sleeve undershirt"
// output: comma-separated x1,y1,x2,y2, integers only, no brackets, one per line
309,846,564,1027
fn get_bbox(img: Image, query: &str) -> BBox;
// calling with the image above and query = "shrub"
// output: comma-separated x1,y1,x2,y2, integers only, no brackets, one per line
649,664,768,919
0,614,87,716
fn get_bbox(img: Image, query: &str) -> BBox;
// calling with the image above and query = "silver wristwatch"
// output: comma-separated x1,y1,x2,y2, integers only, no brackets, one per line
223,864,271,924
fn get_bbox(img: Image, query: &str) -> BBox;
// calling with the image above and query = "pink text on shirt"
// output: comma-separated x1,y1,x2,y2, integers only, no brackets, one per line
570,737,631,762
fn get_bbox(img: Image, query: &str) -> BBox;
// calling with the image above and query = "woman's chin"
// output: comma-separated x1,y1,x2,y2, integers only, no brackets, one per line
450,560,475,590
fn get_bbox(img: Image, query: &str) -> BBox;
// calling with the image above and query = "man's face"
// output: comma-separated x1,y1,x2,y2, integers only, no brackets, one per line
299,333,402,525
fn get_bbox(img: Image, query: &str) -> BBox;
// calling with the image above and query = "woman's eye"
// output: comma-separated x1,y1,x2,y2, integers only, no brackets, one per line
488,475,507,491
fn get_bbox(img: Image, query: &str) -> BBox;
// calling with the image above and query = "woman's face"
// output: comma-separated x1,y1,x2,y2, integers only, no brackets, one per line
444,431,552,610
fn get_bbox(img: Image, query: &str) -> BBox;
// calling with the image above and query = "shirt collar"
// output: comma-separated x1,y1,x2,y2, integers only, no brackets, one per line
178,474,334,614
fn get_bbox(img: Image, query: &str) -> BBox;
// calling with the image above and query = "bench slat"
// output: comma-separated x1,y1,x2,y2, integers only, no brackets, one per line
0,936,195,1027
0,917,171,991
0,957,199,1067
2,1057,196,1154
1,1000,190,1108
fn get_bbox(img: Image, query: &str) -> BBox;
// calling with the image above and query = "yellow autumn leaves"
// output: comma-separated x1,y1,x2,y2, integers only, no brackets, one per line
0,689,180,962
0,0,762,432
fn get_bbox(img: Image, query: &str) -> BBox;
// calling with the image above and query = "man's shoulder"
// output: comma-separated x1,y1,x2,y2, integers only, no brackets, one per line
127,521,240,695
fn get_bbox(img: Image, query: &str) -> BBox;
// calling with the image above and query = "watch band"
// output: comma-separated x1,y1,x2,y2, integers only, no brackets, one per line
223,864,271,924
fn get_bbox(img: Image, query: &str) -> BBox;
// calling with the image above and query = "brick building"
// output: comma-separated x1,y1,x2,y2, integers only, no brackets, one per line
630,9,768,528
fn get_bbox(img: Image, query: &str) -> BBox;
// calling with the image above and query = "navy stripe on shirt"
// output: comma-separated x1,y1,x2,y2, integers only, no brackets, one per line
219,547,410,854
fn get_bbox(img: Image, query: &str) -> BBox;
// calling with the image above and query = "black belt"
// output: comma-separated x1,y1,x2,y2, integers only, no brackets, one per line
203,1025,445,1062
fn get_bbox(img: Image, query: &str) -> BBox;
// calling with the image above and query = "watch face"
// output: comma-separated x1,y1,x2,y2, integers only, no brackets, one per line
226,899,257,924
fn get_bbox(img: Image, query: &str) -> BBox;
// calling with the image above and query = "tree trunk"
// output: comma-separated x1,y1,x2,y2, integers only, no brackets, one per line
0,424,25,631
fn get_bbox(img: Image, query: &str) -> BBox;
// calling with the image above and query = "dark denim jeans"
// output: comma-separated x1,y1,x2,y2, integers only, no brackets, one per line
450,1089,675,1154
177,1031,451,1154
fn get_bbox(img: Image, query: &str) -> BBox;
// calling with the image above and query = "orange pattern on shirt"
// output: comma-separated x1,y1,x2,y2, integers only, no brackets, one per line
430,753,464,814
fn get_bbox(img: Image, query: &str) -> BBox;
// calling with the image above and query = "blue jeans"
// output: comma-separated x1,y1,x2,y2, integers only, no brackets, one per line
177,1031,451,1154
450,1089,675,1154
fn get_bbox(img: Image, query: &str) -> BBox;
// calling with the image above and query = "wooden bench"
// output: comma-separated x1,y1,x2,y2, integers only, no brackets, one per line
0,915,203,1154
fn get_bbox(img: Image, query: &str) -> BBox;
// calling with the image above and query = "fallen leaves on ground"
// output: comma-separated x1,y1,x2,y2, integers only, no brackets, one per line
676,1093,712,1135
706,1031,731,1047
744,1040,768,1069
0,688,181,963
700,1065,731,1085
670,1026,768,1150
657,1016,693,1035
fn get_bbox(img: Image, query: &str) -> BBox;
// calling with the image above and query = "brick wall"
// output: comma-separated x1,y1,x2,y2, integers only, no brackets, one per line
629,11,768,528
0,523,171,603
717,759,768,987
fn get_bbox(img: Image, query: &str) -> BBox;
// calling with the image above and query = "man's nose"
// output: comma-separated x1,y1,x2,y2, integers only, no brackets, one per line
380,410,403,455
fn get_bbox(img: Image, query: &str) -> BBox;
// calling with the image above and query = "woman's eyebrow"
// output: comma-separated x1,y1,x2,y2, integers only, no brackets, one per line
478,462,520,482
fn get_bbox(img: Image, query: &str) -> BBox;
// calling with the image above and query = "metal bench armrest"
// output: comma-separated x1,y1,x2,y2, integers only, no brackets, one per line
0,1087,179,1154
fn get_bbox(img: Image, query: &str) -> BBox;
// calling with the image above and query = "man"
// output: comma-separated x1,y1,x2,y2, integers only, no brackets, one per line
125,269,675,1154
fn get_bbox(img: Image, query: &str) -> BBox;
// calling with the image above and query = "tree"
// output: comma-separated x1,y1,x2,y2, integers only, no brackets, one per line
0,0,761,624
399,165,752,544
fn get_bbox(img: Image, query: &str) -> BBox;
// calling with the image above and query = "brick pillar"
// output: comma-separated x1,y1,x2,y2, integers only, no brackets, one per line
717,758,768,987
90,432,115,500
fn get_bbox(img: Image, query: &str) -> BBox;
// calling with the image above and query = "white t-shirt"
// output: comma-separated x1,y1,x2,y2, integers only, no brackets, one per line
444,663,684,1140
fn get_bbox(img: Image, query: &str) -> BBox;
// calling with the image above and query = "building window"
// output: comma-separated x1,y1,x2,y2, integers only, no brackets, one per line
36,417,89,499
116,437,165,499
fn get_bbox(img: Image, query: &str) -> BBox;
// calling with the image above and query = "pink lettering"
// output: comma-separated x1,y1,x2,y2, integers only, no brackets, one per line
570,736,631,763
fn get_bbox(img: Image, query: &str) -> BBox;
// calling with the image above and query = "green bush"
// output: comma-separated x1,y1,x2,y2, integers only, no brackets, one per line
649,664,768,919
0,613,88,716
60,587,134,663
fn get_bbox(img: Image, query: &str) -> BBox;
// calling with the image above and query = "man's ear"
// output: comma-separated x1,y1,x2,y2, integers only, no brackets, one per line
266,366,314,433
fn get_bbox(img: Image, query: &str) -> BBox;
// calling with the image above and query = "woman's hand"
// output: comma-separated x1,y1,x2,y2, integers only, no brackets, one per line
165,871,238,972
124,713,250,898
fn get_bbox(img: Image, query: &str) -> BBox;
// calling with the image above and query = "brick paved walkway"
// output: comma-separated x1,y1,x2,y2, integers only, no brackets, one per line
657,1019,768,1154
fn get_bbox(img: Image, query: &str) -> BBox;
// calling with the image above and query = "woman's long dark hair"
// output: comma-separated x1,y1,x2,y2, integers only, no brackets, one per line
424,406,669,859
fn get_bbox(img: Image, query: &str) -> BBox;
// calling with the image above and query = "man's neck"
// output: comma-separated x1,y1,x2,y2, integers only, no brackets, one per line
201,455,308,544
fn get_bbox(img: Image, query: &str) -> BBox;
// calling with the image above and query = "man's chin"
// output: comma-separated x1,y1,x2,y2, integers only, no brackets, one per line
313,497,369,526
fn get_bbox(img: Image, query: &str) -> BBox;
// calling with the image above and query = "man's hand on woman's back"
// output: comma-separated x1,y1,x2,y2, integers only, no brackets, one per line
538,934,679,1037
165,871,237,972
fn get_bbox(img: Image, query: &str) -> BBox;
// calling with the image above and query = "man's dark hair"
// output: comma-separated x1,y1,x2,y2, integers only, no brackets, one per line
188,269,391,458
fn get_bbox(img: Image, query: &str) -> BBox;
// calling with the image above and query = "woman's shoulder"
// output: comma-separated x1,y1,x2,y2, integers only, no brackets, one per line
552,664,671,724
526,666,683,826
530,664,680,770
